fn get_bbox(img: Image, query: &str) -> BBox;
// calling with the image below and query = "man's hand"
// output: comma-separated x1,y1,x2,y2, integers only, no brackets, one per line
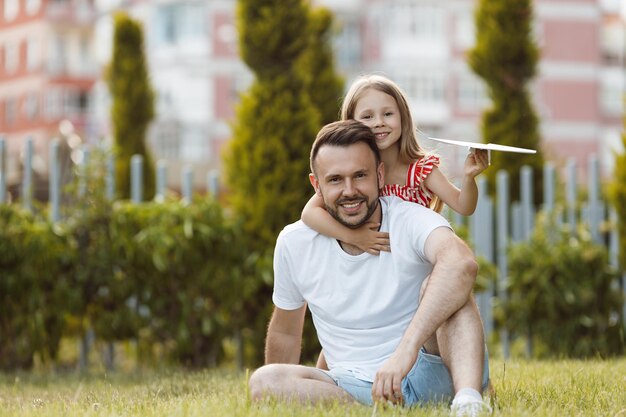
371,345,418,405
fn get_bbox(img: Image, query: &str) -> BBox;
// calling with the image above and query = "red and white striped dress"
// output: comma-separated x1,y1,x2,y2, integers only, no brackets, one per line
381,155,440,207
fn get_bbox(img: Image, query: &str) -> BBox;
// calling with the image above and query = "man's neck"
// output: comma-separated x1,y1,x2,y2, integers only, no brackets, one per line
338,200,382,255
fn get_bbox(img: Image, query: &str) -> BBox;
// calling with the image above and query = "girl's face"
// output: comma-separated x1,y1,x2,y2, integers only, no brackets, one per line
353,88,402,152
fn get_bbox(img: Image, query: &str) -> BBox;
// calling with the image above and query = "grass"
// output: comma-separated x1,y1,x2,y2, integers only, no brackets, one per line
0,358,625,416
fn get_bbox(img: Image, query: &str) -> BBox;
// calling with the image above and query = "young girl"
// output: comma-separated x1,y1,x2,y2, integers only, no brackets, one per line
302,74,489,372
302,74,489,255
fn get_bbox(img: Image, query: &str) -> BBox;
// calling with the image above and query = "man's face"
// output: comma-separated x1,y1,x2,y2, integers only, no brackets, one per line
309,142,384,229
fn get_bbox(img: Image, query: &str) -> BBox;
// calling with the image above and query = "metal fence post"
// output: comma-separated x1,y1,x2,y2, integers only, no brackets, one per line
496,170,510,358
520,165,534,241
587,154,603,243
49,140,60,222
543,163,555,214
207,169,219,198
471,176,494,339
182,165,193,204
131,155,143,203
106,154,115,201
22,137,33,212
0,137,6,204
155,159,167,202
566,158,577,234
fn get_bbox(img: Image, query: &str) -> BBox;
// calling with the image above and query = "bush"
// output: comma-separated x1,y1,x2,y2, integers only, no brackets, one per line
501,213,624,358
0,205,77,370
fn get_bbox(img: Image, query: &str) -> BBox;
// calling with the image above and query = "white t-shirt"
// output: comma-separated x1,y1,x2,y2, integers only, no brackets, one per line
272,196,452,382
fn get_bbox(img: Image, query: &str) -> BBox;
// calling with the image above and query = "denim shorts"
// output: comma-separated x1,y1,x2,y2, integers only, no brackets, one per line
320,347,490,407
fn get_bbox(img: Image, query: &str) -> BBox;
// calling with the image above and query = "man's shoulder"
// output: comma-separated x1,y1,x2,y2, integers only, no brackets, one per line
381,196,450,227
381,195,433,214
277,220,319,243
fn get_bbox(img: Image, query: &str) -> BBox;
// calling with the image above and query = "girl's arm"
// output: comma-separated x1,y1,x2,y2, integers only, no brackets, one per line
302,194,390,255
424,150,489,216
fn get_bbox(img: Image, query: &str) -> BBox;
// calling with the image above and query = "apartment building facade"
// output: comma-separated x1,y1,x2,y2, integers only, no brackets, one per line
91,0,249,189
0,0,97,197
1,0,623,198
322,0,624,182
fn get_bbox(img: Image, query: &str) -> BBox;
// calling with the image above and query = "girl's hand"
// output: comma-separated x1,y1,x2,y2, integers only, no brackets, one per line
349,221,390,255
464,149,489,178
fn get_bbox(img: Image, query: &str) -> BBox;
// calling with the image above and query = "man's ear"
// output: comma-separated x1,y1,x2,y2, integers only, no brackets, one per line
377,162,385,191
309,173,322,196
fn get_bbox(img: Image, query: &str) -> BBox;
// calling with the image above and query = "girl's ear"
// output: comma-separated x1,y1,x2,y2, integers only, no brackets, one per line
309,173,322,196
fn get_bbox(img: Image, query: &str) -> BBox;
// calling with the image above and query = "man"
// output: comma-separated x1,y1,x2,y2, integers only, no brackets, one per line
249,120,491,416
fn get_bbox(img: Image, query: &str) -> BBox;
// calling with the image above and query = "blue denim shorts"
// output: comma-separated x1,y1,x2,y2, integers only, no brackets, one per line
320,347,490,407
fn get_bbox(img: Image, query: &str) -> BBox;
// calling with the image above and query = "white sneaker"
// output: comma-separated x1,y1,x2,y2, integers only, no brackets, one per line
450,395,492,417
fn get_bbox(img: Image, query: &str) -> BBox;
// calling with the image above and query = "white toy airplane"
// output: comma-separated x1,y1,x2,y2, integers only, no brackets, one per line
428,136,537,165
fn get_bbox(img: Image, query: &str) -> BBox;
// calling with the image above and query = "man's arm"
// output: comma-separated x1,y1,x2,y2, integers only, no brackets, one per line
372,226,478,403
265,305,307,364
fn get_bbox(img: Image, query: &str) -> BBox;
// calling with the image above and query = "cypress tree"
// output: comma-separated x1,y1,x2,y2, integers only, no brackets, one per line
224,0,345,366
299,7,344,125
225,0,320,248
468,0,544,203
107,13,155,200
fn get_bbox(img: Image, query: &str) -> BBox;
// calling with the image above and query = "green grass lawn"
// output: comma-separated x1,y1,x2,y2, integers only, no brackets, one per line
0,358,624,416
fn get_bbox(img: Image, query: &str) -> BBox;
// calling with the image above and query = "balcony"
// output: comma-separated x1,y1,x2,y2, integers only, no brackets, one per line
46,0,97,25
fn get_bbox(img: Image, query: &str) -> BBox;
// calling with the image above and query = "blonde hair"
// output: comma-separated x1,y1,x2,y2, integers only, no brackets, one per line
340,74,426,165
340,74,443,212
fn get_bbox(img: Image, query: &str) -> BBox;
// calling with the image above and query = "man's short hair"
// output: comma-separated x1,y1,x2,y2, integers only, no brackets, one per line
310,120,381,175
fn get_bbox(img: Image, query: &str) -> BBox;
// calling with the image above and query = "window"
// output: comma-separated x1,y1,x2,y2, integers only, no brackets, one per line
335,19,361,69
45,88,63,119
600,72,623,116
25,0,42,16
155,3,207,46
601,19,624,66
48,35,67,74
388,2,444,39
23,92,40,120
4,41,19,73
4,97,17,126
398,71,446,104
456,73,489,110
454,12,475,49
150,120,181,159
26,37,40,71
3,0,19,22
79,36,91,74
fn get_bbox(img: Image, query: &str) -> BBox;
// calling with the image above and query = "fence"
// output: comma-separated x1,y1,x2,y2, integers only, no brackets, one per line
1,136,625,359
452,155,625,357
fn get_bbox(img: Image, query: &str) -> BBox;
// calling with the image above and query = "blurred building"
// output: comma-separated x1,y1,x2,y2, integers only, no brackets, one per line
91,0,250,191
320,0,624,183
0,0,98,198
1,0,623,198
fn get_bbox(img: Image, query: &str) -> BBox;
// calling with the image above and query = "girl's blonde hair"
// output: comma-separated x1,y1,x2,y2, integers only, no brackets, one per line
340,74,426,165
340,74,443,212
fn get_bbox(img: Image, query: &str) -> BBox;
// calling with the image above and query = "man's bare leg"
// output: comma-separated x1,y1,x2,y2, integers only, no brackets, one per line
248,363,355,404
419,273,485,394
432,295,485,393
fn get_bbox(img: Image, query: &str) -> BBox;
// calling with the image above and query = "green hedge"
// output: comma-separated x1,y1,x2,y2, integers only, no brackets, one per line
0,205,76,370
499,213,625,358
0,196,273,370
1,203,624,370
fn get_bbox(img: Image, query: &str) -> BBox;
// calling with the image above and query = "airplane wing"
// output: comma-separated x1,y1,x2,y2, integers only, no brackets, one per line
428,137,537,154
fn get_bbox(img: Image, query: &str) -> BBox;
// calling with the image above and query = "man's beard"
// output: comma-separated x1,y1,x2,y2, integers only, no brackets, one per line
325,196,379,229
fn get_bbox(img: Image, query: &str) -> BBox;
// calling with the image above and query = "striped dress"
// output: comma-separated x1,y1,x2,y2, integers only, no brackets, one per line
381,154,440,208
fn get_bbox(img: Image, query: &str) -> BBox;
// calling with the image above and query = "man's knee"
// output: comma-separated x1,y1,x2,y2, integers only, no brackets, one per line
248,364,284,401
